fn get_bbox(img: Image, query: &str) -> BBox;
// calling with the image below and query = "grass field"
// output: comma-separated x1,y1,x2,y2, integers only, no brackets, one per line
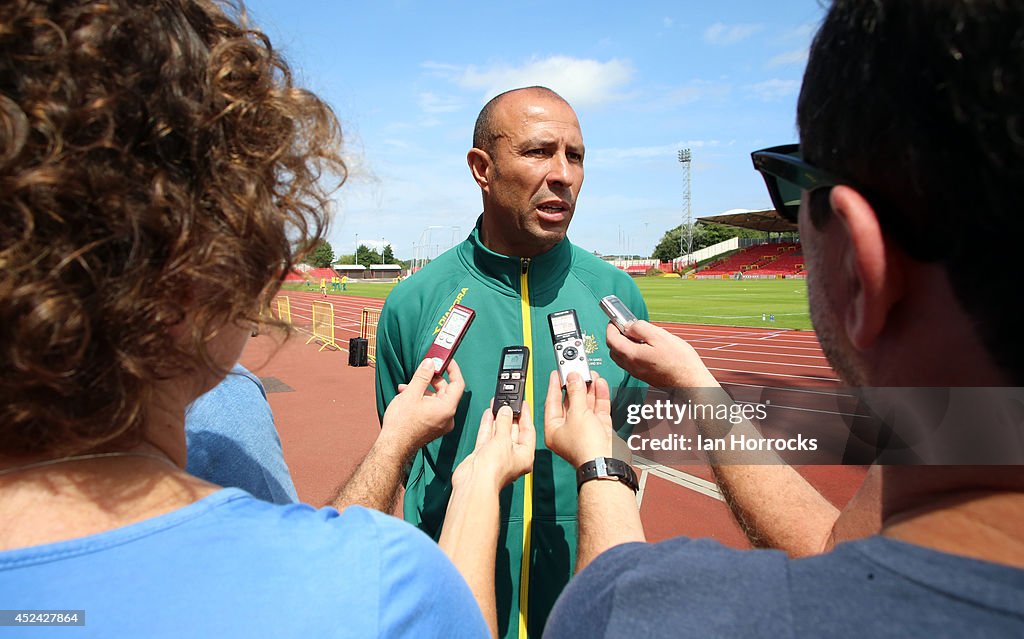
636,278,811,330
282,281,393,299
283,277,812,330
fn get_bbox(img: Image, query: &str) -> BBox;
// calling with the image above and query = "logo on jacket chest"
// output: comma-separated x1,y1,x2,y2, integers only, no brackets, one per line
582,331,603,367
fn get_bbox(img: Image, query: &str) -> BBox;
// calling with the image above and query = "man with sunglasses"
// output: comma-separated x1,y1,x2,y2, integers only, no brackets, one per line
543,0,1024,635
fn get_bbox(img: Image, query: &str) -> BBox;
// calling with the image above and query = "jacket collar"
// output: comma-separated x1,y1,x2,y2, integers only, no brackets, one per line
458,215,573,295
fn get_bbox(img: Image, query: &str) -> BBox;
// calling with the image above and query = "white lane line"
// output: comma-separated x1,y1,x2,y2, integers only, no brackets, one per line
693,341,825,352
699,355,835,370
720,380,855,399
636,469,649,508
709,366,839,383
632,455,724,502
695,348,829,360
710,343,738,351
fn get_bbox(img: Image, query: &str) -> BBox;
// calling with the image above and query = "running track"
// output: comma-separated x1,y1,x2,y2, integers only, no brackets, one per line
277,289,840,390
274,290,865,547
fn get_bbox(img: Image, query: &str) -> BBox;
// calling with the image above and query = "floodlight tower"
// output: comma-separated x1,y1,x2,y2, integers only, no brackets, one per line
678,148,692,264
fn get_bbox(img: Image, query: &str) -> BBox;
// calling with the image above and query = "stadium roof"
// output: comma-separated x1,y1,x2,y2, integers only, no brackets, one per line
697,208,798,233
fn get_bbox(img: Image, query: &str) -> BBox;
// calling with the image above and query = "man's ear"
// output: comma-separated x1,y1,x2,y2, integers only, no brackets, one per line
467,148,491,192
829,185,905,350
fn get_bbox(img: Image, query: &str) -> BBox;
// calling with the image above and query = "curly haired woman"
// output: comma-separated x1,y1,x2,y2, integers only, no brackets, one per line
0,2,529,636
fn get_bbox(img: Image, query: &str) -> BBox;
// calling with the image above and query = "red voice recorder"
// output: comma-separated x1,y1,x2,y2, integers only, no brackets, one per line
424,304,475,375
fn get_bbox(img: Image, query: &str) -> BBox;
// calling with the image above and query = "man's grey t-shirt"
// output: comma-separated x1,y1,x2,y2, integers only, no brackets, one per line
545,535,1024,638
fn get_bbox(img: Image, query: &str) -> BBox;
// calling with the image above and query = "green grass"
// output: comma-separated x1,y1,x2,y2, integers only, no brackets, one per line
282,277,811,330
281,281,397,299
636,277,811,330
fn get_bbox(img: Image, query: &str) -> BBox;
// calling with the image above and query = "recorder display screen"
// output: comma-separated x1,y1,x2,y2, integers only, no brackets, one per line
441,310,469,337
607,297,630,316
550,313,578,337
502,352,525,370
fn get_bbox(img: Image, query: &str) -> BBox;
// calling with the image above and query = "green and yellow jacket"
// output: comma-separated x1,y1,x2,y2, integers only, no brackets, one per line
375,220,648,638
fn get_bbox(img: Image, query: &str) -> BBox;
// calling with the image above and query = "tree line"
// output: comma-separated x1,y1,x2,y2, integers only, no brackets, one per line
650,223,772,262
308,241,404,269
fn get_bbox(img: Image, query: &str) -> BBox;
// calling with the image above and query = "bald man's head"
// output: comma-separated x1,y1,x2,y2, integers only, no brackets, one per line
466,86,584,257
473,86,569,154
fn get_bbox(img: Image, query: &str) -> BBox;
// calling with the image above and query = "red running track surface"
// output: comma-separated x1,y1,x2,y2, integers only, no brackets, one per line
241,292,866,548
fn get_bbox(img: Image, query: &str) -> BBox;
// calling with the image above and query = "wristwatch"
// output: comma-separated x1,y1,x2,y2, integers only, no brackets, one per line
576,457,639,494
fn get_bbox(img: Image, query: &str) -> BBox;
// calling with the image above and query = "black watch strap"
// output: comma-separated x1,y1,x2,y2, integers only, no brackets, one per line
576,457,639,494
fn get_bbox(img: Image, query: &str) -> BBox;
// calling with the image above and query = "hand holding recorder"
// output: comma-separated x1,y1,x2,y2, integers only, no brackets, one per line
606,320,719,390
382,358,465,451
454,402,536,492
549,309,592,387
543,370,614,469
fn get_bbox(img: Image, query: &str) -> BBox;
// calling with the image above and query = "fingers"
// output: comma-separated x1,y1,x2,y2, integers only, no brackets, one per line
564,372,589,416
516,402,536,450
476,402,496,448
606,324,638,370
544,370,564,423
626,319,663,343
594,376,612,419
404,358,437,397
435,359,465,407
606,322,631,350
443,359,466,396
493,405,514,441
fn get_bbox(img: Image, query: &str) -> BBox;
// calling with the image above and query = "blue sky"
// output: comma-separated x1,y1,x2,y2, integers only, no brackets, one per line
244,1,827,261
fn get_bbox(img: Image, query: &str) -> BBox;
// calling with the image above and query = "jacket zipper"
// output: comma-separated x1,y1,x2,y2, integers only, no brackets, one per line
517,257,533,639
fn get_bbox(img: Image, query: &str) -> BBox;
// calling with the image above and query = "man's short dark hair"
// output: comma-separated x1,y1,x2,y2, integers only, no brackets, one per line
797,0,1024,383
472,86,567,153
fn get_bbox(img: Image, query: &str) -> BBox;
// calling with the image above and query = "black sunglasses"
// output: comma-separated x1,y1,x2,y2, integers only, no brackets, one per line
750,144,841,223
751,144,940,261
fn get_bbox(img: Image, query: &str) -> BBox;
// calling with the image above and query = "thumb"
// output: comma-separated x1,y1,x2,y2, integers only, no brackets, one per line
564,372,589,415
405,358,437,396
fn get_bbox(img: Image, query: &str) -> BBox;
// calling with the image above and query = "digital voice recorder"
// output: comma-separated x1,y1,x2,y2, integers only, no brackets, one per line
599,294,638,334
548,309,592,387
492,346,529,417
424,304,475,375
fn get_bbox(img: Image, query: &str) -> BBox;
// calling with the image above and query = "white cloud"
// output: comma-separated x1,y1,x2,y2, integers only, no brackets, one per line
767,48,808,68
662,17,674,28
747,79,800,101
429,56,634,108
417,92,465,114
420,61,462,75
704,22,763,45
382,138,413,149
663,80,732,106
786,22,818,40
587,140,722,167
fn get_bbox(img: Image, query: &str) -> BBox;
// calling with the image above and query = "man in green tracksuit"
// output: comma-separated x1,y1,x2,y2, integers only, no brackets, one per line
375,86,648,639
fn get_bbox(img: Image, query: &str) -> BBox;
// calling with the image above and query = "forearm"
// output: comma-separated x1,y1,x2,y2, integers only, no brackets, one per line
439,473,501,638
710,463,839,555
576,480,645,572
664,385,840,556
330,432,413,514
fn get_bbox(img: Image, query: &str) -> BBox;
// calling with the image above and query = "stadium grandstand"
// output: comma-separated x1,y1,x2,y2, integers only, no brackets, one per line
695,242,804,279
665,207,804,280
693,208,802,279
